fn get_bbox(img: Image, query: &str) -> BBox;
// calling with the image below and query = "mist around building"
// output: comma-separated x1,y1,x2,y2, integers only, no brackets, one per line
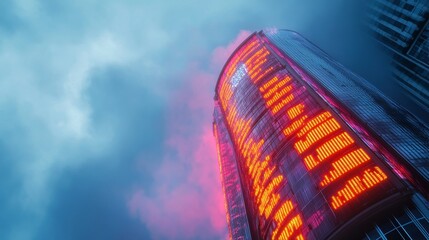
0,0,428,239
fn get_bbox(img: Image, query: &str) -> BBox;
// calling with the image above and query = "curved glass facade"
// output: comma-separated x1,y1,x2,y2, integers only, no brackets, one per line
212,31,423,239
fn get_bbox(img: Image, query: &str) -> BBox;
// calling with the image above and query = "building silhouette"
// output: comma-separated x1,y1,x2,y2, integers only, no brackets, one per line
367,0,429,115
213,30,429,239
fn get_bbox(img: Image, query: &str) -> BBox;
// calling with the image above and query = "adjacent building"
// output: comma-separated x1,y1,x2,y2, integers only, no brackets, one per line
213,29,429,239
366,0,429,115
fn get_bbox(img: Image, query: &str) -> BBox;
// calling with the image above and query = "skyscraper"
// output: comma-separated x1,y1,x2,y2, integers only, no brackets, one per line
366,0,429,115
213,30,429,239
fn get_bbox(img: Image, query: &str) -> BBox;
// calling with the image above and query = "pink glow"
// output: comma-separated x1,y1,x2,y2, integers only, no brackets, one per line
127,31,250,239
211,30,252,70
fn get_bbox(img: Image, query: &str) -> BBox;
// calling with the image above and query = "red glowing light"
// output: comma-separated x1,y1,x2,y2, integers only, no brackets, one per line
245,47,268,67
320,148,371,186
271,200,299,239
296,234,305,240
287,103,305,120
297,111,332,137
272,93,295,114
258,73,295,114
259,76,292,93
294,118,341,154
273,215,303,240
263,193,281,218
283,115,308,136
274,201,294,223
316,132,354,161
260,76,280,92
330,166,388,209
303,132,355,170
252,66,275,83
257,175,283,206
262,79,289,99
266,85,293,106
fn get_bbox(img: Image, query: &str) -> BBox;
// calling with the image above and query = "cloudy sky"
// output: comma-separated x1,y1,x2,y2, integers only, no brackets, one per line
0,1,401,239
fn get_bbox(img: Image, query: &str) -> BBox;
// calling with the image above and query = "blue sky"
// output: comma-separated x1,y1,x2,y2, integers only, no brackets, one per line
0,1,397,239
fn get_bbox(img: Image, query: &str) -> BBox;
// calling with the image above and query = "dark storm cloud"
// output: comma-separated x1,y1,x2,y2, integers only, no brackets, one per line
0,1,396,239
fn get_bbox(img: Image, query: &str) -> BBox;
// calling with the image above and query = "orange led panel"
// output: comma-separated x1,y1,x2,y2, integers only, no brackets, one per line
260,76,280,92
287,103,306,120
273,215,303,240
251,159,267,180
272,94,295,114
243,48,262,66
297,111,332,137
266,85,293,106
257,175,283,205
330,166,388,209
296,234,305,240
320,148,371,187
262,79,288,99
263,193,281,218
274,201,294,223
283,115,308,136
303,155,319,170
271,201,295,239
253,66,276,83
316,132,354,161
262,166,275,186
294,118,341,154
303,132,355,170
